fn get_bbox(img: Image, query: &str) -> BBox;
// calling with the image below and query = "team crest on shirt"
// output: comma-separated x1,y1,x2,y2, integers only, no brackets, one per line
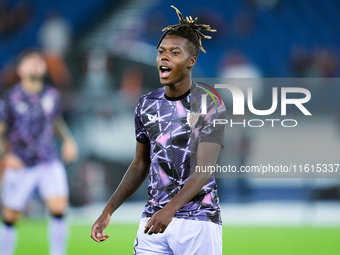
147,114,157,122
41,95,54,114
186,112,200,128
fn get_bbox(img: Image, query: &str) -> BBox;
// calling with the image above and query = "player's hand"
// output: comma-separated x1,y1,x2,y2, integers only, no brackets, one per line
144,208,175,235
3,153,24,169
91,213,111,243
61,138,78,163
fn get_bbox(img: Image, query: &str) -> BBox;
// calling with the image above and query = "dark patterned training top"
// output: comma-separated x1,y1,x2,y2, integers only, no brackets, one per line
135,83,226,225
0,84,61,166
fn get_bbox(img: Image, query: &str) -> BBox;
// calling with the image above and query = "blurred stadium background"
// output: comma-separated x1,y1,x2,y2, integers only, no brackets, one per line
1,0,340,254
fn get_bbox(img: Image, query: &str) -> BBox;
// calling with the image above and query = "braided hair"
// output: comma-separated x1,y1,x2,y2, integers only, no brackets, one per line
156,5,216,56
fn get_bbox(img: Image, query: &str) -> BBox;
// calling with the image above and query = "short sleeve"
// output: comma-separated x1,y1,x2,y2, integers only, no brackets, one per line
199,101,226,147
135,100,150,144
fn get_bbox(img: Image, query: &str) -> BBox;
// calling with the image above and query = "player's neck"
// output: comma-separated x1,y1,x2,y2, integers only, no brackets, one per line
21,79,44,94
164,76,192,98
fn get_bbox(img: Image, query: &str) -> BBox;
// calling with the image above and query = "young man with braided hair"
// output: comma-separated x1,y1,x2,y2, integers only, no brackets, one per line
91,6,226,254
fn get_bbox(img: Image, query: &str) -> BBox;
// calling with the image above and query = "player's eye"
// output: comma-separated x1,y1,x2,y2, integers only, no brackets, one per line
172,51,180,55
158,50,164,55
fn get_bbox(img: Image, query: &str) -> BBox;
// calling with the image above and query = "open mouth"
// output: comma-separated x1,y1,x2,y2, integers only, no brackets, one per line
159,66,172,78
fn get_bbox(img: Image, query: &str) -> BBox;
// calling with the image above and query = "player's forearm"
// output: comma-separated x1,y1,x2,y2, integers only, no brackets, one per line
54,116,74,142
0,122,7,158
164,171,211,214
164,142,221,214
0,137,6,158
0,140,6,158
102,162,149,216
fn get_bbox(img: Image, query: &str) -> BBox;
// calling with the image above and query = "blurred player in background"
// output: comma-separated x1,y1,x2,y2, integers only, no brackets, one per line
91,6,226,254
0,49,78,255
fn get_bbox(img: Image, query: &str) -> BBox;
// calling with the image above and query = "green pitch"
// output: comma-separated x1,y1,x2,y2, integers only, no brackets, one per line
15,220,340,255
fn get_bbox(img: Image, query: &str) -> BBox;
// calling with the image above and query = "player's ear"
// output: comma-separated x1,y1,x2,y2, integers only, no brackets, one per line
188,56,197,68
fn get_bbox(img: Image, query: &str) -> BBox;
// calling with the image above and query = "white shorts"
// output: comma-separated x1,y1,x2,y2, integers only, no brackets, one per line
134,217,222,255
1,160,69,211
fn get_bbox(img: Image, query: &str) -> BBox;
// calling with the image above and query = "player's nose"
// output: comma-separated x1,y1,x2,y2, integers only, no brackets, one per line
161,52,170,62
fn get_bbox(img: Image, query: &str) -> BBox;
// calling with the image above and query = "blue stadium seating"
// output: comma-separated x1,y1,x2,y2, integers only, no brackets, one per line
142,0,340,77
0,0,112,71
1,0,340,78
